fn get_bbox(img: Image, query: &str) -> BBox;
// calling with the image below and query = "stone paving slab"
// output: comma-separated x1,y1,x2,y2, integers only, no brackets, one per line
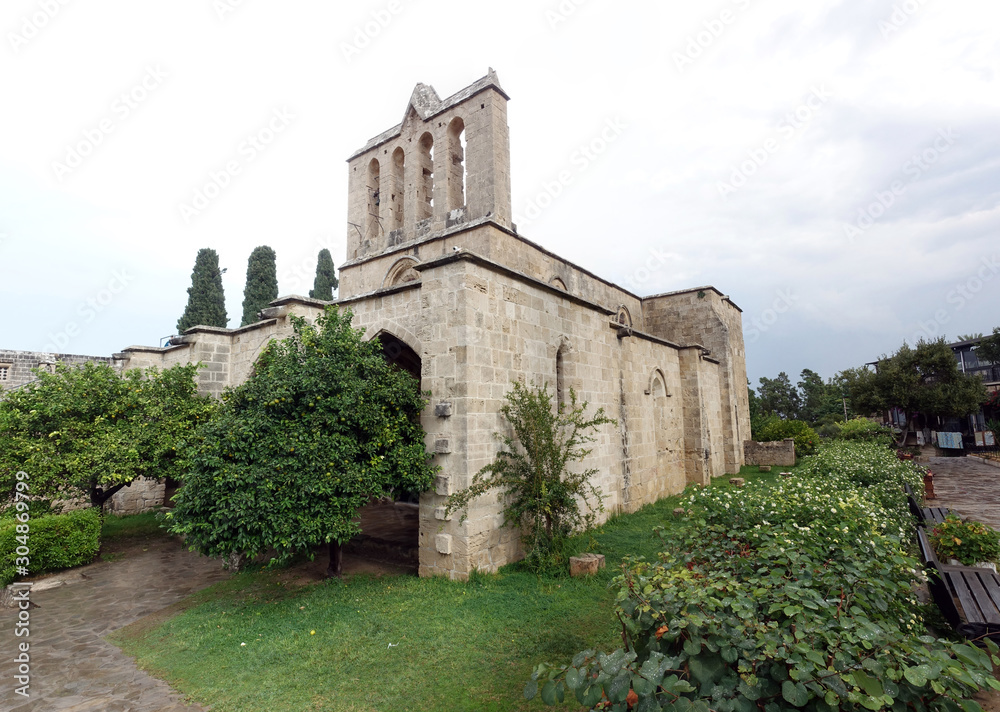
924,456,1000,531
0,538,230,711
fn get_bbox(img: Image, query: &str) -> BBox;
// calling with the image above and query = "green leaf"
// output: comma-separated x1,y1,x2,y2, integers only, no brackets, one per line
902,665,928,688
566,667,581,690
608,670,631,703
689,653,725,685
540,680,557,705
852,670,884,699
782,680,809,707
523,679,537,699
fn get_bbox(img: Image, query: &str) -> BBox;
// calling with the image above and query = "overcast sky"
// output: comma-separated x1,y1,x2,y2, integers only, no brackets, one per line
2,0,998,387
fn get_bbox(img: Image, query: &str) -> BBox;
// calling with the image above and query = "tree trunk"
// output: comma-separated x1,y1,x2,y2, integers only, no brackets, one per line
91,481,129,510
897,415,912,448
327,540,343,579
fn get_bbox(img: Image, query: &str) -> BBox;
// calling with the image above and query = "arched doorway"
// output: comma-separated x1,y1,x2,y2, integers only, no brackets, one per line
344,331,423,570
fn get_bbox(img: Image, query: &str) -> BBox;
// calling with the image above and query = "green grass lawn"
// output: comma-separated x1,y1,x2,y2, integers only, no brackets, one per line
108,464,798,712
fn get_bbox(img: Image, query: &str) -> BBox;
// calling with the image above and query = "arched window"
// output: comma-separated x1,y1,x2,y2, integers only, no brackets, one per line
556,346,566,406
446,117,466,211
417,132,434,220
390,147,405,231
367,158,381,238
383,257,421,288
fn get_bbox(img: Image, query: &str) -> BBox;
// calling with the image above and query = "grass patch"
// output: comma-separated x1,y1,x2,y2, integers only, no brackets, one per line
101,511,167,541
109,465,805,712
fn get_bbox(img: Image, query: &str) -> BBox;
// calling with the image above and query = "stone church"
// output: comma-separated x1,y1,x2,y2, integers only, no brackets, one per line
123,70,751,579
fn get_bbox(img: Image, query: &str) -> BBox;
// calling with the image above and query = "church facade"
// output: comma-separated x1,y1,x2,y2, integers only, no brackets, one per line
123,71,751,579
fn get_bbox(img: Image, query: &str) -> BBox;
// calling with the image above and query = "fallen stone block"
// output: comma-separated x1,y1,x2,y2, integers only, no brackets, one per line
758,466,771,472
673,507,686,516
729,477,746,487
570,553,606,577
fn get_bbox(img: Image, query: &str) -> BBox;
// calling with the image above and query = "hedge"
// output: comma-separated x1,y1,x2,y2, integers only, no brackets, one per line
1,508,101,586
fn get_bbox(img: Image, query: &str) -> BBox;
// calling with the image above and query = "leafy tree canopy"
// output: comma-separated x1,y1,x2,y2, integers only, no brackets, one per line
843,338,987,443
177,248,227,332
309,248,338,301
974,326,1000,365
167,307,436,577
241,245,279,326
757,372,801,421
0,362,214,509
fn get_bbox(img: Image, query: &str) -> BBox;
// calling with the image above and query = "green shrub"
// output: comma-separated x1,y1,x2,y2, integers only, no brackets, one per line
754,418,819,457
0,508,101,586
527,442,1000,711
929,515,1000,566
816,422,841,439
445,382,613,573
837,417,894,446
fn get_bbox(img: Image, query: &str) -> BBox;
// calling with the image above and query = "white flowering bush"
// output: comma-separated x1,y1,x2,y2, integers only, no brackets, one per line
526,442,1000,712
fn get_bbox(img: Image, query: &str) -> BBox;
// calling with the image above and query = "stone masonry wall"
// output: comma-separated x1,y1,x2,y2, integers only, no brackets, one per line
0,349,118,394
744,439,796,467
107,477,167,516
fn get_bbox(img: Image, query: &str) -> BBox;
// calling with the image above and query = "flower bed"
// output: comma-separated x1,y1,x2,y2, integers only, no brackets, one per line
526,442,1000,711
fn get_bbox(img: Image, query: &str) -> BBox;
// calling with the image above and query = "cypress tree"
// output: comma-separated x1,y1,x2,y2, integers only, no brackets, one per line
241,245,278,326
309,248,338,300
177,248,228,333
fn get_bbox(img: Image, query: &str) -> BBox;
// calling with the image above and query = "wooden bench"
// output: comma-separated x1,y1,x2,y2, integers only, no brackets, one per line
903,483,951,525
915,526,1000,644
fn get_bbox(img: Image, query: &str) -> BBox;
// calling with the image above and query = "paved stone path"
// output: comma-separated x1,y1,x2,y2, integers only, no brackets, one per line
0,538,230,712
924,455,1000,531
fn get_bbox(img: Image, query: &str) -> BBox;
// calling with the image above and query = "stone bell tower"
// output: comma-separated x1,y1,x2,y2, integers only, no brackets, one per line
340,69,512,299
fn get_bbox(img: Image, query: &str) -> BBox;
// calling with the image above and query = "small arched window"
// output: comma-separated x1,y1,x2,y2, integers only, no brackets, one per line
417,132,434,220
390,147,405,231
367,158,381,237
446,117,466,211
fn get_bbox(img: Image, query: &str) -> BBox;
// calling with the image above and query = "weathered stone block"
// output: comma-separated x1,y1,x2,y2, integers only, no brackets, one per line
435,533,452,555
570,553,606,577
729,477,746,486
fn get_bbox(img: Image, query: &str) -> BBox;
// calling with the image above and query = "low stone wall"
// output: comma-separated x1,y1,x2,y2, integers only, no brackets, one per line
107,477,166,516
744,439,796,467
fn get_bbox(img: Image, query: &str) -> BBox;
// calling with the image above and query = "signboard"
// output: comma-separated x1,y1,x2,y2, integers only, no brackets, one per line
937,432,964,449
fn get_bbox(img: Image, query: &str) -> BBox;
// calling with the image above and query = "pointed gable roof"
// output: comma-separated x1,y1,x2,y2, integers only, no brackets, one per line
347,69,509,161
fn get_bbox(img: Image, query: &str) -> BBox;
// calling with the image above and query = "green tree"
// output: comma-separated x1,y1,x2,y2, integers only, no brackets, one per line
240,245,279,326
177,248,228,332
757,372,801,420
0,362,214,509
796,369,828,424
444,382,613,572
975,326,1000,365
167,307,436,577
844,338,987,445
309,248,338,300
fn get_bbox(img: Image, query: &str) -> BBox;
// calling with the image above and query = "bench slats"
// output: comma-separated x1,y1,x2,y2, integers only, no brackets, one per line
916,526,1000,642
